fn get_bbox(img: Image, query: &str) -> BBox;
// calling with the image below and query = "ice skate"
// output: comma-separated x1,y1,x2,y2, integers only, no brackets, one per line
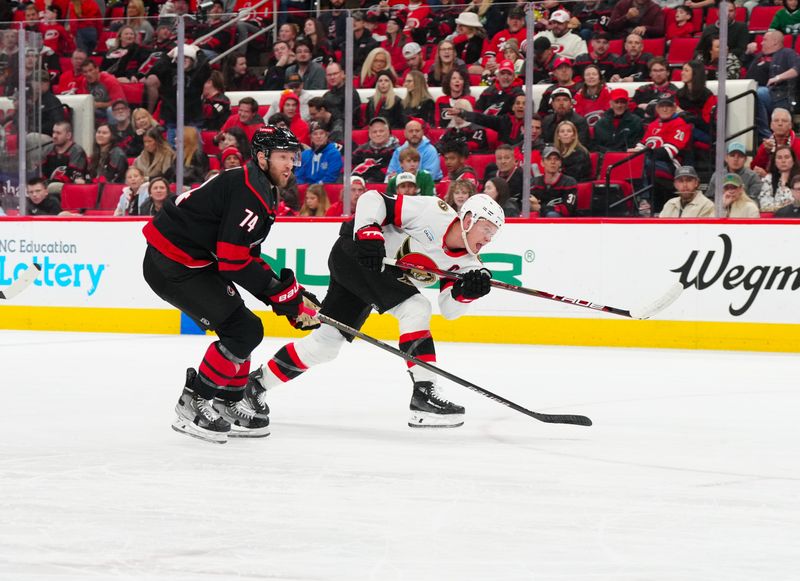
171,368,231,444
213,397,270,438
408,381,465,428
243,365,270,421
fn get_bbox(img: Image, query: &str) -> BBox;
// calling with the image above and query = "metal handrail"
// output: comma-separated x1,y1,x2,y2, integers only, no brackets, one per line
192,0,271,45
723,88,758,155
603,148,656,216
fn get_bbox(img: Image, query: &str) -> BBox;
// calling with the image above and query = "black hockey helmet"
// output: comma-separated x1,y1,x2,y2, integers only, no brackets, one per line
251,125,302,166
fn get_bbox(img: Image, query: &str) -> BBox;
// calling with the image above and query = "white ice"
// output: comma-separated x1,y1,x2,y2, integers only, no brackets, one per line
1,330,799,581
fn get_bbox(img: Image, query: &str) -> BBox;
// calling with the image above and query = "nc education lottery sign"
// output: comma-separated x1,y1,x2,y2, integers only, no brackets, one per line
0,218,798,325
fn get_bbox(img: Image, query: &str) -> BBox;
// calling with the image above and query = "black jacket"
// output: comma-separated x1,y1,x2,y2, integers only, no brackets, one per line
593,109,644,153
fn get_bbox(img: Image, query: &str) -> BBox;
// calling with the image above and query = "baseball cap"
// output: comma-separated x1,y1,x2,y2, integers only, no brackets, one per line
609,88,630,102
396,172,417,186
309,120,329,133
550,87,573,101
656,93,676,106
285,72,302,87
508,6,525,19
369,116,389,126
351,175,366,187
727,141,747,155
550,10,570,23
553,57,572,69
402,42,422,58
674,166,698,180
723,173,744,188
111,98,130,109
498,60,515,73
542,146,562,159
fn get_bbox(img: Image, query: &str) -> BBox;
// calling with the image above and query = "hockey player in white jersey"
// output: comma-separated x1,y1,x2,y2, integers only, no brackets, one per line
245,191,505,428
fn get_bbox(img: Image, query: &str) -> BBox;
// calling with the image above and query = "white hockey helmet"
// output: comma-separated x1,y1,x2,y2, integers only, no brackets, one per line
459,193,505,233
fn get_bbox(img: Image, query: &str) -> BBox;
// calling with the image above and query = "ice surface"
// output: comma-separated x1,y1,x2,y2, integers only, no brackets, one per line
1,330,798,581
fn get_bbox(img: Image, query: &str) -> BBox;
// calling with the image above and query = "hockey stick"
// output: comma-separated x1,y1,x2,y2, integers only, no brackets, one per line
0,263,42,300
383,258,684,320
300,307,592,427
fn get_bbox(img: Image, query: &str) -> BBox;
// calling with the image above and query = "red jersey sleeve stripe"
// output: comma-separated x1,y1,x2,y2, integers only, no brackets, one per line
142,221,213,268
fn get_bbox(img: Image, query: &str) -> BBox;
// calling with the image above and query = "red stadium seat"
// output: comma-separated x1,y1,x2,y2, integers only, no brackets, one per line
575,182,593,215
120,82,144,107
608,39,624,55
467,154,495,181
749,6,781,34
642,38,665,57
324,184,343,204
589,152,600,180
61,184,100,212
427,127,446,144
434,181,449,198
670,69,682,81
598,152,644,183
98,183,125,211
208,155,220,171
485,128,499,152
705,6,747,25
667,37,700,68
391,129,406,144
201,131,220,156
352,129,370,145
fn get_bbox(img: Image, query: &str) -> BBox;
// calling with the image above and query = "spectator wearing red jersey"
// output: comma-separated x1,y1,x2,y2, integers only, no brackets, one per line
573,64,611,127
751,108,800,177
278,91,310,145
666,6,695,40
66,0,103,54
382,14,410,75
218,96,266,141
39,5,75,58
485,5,527,56
78,59,126,124
53,48,87,95
401,42,429,76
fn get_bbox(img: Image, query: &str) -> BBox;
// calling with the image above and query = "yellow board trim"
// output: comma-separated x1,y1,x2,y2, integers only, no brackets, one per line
1,306,799,353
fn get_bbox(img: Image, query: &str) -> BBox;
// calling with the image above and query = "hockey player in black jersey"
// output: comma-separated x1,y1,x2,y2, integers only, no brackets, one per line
243,193,505,429
142,126,319,444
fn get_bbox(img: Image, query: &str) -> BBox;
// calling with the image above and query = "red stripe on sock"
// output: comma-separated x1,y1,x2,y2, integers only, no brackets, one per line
198,342,238,387
285,343,308,370
399,330,432,343
406,354,436,368
229,359,251,388
267,358,291,383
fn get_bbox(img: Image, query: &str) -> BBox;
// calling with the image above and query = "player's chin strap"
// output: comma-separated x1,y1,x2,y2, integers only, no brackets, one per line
298,305,591,427
383,258,685,320
459,215,478,257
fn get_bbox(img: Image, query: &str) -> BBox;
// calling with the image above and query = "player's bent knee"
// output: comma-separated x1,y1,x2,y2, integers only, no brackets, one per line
390,294,432,334
294,324,345,366
217,306,263,360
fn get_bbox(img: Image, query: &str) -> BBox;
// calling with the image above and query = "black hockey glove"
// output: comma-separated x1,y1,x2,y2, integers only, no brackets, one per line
452,268,492,301
354,223,385,272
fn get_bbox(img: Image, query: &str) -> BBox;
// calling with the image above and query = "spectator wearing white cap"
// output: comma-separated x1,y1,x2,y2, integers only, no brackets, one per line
394,172,421,196
326,176,368,217
541,87,591,145
401,42,428,75
474,59,524,117
533,10,588,60
451,11,486,73
386,146,435,196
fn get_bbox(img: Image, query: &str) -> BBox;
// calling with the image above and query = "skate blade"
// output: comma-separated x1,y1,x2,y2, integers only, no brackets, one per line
171,418,228,444
228,425,271,438
408,411,465,429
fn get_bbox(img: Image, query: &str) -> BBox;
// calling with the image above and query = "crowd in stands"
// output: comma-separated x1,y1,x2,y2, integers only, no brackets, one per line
3,0,800,219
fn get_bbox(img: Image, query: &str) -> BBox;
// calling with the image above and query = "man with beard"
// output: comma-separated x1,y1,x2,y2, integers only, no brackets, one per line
142,126,319,444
